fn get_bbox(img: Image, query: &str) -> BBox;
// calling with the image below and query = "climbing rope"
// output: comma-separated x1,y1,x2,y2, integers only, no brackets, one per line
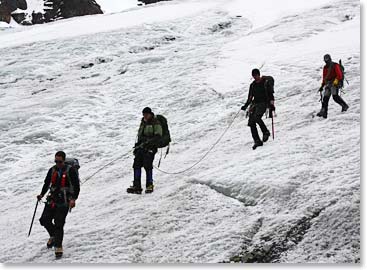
153,108,242,175
81,150,132,185
80,108,242,183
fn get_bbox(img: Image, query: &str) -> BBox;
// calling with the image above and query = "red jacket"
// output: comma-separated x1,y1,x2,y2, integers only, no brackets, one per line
322,63,343,86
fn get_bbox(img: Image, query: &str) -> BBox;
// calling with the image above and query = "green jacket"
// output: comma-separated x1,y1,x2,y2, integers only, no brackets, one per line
136,116,163,149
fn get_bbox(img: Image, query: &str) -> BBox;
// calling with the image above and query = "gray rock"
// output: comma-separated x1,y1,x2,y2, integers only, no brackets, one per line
4,0,103,25
0,0,27,23
10,11,25,23
139,0,171,4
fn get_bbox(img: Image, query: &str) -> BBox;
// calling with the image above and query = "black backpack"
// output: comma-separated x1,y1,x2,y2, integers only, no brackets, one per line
156,115,171,148
65,158,80,182
338,59,345,88
262,76,275,93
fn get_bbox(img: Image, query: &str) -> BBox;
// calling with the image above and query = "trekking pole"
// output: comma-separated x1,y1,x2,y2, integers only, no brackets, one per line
259,61,266,70
28,200,39,237
271,114,275,140
344,73,350,86
157,148,163,168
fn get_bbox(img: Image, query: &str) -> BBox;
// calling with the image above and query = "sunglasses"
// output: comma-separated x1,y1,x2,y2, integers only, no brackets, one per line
54,160,64,164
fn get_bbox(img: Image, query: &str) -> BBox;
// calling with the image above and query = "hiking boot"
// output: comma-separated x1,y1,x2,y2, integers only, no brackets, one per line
126,186,142,194
47,237,55,249
55,246,63,259
252,141,263,150
145,184,154,194
342,104,349,112
316,110,327,119
262,131,270,142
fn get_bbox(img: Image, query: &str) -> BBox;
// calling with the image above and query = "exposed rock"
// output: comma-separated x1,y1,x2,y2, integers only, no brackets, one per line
2,0,25,13
3,0,172,25
139,0,171,4
81,63,94,69
0,0,27,23
4,0,103,25
210,21,232,33
60,0,103,18
42,0,102,22
17,0,27,9
228,209,325,263
0,6,11,23
11,11,25,23
32,11,44,24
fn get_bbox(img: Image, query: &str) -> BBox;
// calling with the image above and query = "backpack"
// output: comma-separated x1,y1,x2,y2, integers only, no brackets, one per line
65,158,80,182
262,75,275,93
338,59,345,88
155,115,171,148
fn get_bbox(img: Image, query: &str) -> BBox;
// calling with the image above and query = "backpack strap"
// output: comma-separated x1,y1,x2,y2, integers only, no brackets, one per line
65,165,74,195
165,144,170,158
152,119,155,136
48,165,73,206
49,165,57,190
262,77,271,106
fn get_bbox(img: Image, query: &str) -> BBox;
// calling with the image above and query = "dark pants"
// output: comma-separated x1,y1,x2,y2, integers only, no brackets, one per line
321,85,348,115
133,149,156,188
248,102,269,142
39,204,69,248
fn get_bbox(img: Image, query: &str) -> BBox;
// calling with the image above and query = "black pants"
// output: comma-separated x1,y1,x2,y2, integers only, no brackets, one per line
133,148,156,170
133,148,156,188
321,85,348,113
39,204,69,247
248,103,269,142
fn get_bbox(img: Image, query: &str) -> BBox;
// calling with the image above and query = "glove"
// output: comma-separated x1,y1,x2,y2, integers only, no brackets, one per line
133,143,141,155
69,199,76,209
134,141,148,154
241,102,249,111
333,78,339,86
144,141,155,149
37,194,43,201
269,100,275,111
318,86,324,92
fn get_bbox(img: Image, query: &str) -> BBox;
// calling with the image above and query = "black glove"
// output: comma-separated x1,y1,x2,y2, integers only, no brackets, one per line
241,104,248,111
318,86,324,92
144,141,156,149
133,142,143,155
